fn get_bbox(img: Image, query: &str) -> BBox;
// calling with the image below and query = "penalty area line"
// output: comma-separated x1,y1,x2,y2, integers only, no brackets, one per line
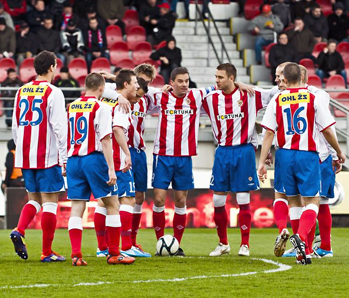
0,258,291,289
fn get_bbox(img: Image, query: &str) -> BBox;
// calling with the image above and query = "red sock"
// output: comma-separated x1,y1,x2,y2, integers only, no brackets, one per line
17,201,40,236
318,204,332,251
273,199,289,233
290,219,300,234
289,206,302,234
238,204,251,247
173,207,187,244
213,206,228,245
298,206,318,242
94,207,107,251
131,213,142,246
153,206,165,240
69,229,82,258
119,205,133,251
306,222,316,255
106,215,121,256
41,203,57,256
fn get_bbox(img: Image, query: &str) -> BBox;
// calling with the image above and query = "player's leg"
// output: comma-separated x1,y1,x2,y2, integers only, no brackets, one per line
236,192,251,256
173,189,188,245
132,191,145,246
153,188,167,240
119,196,135,251
273,192,290,257
94,199,108,257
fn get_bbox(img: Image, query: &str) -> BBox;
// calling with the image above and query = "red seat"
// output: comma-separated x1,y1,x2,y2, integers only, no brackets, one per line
91,57,111,73
244,0,263,20
19,58,36,83
332,92,349,117
133,42,152,65
0,58,16,82
337,42,349,63
0,97,3,117
152,74,165,88
316,0,332,16
127,26,146,51
122,10,140,34
299,58,316,76
155,40,167,50
68,58,88,80
106,25,123,49
77,75,86,96
54,58,63,80
312,42,327,58
116,58,135,69
211,0,230,3
345,61,349,83
307,75,322,88
109,42,129,65
326,74,346,98
264,42,276,68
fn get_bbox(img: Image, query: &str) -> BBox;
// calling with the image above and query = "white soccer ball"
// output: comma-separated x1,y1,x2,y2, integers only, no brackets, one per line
156,235,179,256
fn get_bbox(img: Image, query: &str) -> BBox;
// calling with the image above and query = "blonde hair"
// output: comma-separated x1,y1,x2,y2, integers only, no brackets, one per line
134,63,156,80
298,64,308,84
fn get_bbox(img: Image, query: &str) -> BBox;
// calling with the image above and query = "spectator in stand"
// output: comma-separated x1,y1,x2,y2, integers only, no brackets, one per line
316,39,347,87
58,2,75,31
272,0,291,29
0,3,14,30
83,17,109,70
38,17,65,64
150,36,182,84
327,2,349,43
290,0,317,21
54,66,80,104
0,19,15,60
139,0,161,36
26,0,47,33
97,0,126,35
303,4,328,43
287,17,316,63
1,69,23,128
123,0,143,11
269,32,296,82
148,3,177,46
169,0,189,19
16,22,38,65
79,7,107,32
73,0,96,19
60,19,85,64
49,0,71,30
247,4,283,65
2,0,26,24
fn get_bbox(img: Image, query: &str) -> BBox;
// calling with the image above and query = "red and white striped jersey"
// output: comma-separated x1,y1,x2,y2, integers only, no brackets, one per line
202,88,268,147
261,87,336,152
12,80,67,169
67,96,112,157
149,87,215,156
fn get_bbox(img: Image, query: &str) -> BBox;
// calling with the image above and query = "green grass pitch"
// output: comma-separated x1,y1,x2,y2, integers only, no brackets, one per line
0,228,349,297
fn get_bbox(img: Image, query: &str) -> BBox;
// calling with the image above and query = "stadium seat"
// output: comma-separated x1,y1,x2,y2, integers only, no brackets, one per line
19,58,36,83
91,57,111,73
116,58,135,69
312,42,327,58
133,42,152,65
122,10,140,34
155,40,167,50
0,97,3,117
0,58,16,82
307,75,322,88
299,58,316,76
264,42,276,68
316,0,332,16
152,74,165,88
345,61,349,83
326,74,346,98
77,75,86,96
54,58,63,80
127,26,146,51
109,42,129,65
244,0,263,20
332,92,349,117
68,58,88,80
337,42,349,63
106,25,123,48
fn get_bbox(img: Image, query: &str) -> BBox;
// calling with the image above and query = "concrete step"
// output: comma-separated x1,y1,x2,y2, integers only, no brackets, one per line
187,67,247,75
183,58,243,67
249,65,271,84
181,50,240,59
176,42,236,51
173,27,231,36
230,17,251,34
175,20,228,28
175,35,233,43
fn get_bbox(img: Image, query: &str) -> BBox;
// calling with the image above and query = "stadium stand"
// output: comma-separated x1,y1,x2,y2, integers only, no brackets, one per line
68,58,88,80
312,42,327,58
126,26,146,51
117,58,135,69
337,42,349,64
132,42,152,65
244,0,263,20
91,58,111,73
19,58,35,83
299,58,316,76
152,74,165,88
106,25,123,49
122,9,140,34
109,41,129,65
0,58,16,82
307,75,322,88
264,43,276,68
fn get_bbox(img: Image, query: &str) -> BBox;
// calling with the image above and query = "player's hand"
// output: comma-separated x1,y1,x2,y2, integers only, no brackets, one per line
162,84,172,93
99,71,114,81
257,163,267,183
265,151,273,166
62,163,67,177
122,154,132,173
235,82,254,96
332,160,342,174
118,95,131,113
107,169,117,186
337,152,346,164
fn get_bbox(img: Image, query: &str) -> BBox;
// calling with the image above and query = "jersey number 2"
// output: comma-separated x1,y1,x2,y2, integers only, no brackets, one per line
283,107,307,135
19,98,43,126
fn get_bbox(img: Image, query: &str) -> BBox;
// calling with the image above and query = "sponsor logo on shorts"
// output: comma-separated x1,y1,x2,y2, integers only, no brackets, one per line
248,177,253,181
217,112,244,121
165,109,194,115
210,175,214,186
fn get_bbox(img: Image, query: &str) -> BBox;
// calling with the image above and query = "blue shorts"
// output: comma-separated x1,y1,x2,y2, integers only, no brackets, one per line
66,152,116,201
130,147,147,192
152,155,194,190
320,155,335,198
274,152,284,193
116,169,135,198
210,144,259,192
22,166,65,193
275,149,320,197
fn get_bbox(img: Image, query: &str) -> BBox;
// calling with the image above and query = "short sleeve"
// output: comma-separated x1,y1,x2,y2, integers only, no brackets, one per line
314,93,335,132
261,99,277,133
102,83,120,100
112,105,130,132
97,103,113,140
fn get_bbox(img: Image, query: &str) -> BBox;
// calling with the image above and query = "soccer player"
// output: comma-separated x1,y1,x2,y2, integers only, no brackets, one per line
67,72,135,266
258,63,345,265
201,63,268,257
10,50,67,262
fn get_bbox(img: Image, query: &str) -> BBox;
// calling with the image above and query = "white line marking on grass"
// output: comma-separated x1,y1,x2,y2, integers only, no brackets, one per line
0,258,291,289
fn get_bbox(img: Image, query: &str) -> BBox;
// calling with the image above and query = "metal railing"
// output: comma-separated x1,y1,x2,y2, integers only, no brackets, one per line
193,0,231,66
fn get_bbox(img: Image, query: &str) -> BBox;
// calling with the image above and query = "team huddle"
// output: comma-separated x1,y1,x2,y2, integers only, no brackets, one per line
9,50,345,266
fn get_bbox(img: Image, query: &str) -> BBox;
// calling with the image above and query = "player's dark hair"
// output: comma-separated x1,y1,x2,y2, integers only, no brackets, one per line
34,50,56,75
7,68,16,75
217,63,237,79
283,63,301,84
170,67,189,81
85,72,105,91
134,63,156,80
115,69,137,90
137,77,148,94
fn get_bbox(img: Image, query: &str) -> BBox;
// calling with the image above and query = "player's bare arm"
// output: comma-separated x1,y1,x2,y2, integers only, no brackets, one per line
321,127,346,164
101,135,117,186
258,129,275,182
